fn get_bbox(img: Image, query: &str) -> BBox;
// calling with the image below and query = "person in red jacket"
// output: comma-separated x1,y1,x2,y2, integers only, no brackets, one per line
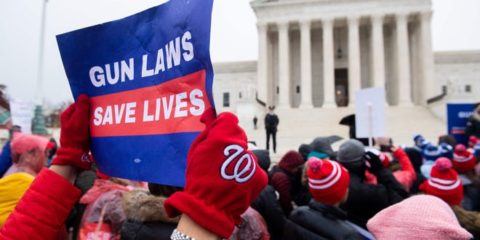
0,96,268,240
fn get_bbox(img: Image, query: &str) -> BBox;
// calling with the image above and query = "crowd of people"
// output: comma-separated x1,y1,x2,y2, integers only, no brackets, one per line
0,96,479,240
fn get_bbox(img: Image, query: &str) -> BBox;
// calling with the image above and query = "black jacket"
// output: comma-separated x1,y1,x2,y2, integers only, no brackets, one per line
121,220,175,240
340,169,409,228
251,185,287,240
283,200,363,240
265,113,279,132
466,116,480,138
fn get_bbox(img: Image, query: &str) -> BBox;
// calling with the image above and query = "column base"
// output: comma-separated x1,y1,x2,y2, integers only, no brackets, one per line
398,100,414,107
322,102,337,108
299,103,314,109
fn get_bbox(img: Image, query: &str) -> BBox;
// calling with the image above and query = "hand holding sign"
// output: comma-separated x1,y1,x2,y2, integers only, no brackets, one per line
164,111,268,239
52,95,93,170
57,0,215,186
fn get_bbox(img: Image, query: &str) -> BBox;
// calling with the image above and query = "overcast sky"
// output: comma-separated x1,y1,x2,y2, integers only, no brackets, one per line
0,0,479,105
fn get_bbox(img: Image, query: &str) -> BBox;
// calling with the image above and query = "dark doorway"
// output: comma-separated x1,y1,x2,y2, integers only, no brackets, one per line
335,68,349,107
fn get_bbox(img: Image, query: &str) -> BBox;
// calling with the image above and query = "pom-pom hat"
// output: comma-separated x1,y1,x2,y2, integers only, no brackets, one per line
420,157,463,205
452,144,475,173
307,157,350,205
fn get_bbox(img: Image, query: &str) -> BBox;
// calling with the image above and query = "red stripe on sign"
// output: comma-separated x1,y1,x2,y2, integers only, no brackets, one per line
90,70,210,137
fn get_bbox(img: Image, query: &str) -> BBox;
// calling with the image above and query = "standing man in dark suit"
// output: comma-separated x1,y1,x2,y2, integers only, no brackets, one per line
265,106,279,153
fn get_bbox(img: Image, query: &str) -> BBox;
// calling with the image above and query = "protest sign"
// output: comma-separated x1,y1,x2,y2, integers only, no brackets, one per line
355,87,385,144
57,0,215,186
10,100,34,134
447,103,475,145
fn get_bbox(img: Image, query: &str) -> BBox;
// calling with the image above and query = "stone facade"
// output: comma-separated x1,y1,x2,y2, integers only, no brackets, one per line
250,0,436,109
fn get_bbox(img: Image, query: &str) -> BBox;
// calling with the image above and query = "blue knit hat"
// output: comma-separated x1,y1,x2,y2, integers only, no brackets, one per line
440,143,454,160
423,144,443,162
413,134,430,150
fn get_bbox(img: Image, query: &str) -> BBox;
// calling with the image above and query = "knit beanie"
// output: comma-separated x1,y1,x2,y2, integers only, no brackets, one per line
422,144,443,162
310,137,335,157
469,136,478,149
278,151,304,173
11,133,50,163
251,149,271,173
420,157,464,206
440,143,454,160
367,195,472,240
452,144,475,173
337,139,365,164
306,158,350,205
413,134,430,150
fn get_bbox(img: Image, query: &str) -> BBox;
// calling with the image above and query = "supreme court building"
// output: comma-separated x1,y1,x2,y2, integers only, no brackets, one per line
213,0,480,117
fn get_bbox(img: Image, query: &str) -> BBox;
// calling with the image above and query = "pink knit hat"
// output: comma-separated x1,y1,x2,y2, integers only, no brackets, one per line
11,132,50,163
367,195,472,240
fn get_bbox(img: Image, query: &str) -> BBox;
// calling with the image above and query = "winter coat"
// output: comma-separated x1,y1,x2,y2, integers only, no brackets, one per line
251,185,287,240
264,113,279,132
466,115,480,138
270,151,304,215
452,205,480,239
391,148,417,192
0,172,34,226
0,169,81,240
340,168,409,229
284,200,363,240
120,189,179,240
0,141,12,176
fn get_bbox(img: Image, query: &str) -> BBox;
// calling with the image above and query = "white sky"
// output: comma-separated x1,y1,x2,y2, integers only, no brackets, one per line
0,0,479,105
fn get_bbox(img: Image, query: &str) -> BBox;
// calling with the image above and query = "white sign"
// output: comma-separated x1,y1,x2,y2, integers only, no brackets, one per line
10,100,34,134
355,87,385,140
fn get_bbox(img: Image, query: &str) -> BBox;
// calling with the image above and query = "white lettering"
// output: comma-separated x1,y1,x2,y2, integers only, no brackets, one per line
182,31,194,62
166,37,181,69
143,100,154,122
162,95,174,119
93,107,103,126
102,106,113,125
121,58,134,82
175,92,188,118
89,66,106,87
125,102,136,123
141,54,154,77
105,62,120,85
189,89,204,116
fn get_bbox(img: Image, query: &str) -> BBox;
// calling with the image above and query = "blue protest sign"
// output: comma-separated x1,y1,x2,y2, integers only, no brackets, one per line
56,0,215,186
447,103,475,145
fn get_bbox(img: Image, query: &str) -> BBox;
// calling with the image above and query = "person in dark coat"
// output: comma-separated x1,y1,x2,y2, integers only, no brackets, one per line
120,185,182,240
264,106,279,153
466,103,480,139
284,158,365,240
251,149,287,240
337,140,409,229
403,147,425,194
269,151,304,216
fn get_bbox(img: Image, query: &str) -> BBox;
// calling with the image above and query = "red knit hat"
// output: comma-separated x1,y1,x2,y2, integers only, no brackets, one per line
307,158,350,205
279,151,304,173
452,144,475,173
420,157,463,206
469,136,478,149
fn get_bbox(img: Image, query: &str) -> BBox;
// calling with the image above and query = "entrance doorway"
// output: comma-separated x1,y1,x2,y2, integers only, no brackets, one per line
335,68,349,107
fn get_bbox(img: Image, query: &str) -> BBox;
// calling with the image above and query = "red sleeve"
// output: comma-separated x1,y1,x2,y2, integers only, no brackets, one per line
0,169,81,240
270,172,292,215
393,148,416,191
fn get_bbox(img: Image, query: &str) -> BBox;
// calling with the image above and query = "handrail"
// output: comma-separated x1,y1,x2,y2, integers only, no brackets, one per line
427,87,447,105
255,91,267,107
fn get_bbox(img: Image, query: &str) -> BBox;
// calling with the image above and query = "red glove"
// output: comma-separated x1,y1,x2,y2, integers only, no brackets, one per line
164,110,268,238
51,94,92,170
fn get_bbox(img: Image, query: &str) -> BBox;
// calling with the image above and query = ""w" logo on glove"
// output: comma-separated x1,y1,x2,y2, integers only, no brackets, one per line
221,144,256,184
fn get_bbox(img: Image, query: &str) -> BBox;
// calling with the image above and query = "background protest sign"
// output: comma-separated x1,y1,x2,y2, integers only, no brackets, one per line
447,103,475,145
355,87,385,145
56,0,214,187
10,100,34,134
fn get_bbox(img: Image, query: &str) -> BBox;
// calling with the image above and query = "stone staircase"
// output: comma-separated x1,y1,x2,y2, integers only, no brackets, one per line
237,106,445,163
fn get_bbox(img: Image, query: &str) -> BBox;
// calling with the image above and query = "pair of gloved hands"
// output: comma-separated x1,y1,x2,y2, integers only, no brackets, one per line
55,95,268,239
364,148,385,174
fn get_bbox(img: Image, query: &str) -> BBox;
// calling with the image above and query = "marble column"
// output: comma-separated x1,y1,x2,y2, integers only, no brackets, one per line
322,17,335,107
348,16,361,106
257,22,269,106
395,13,412,105
419,11,434,105
300,19,314,108
371,14,386,94
278,21,291,108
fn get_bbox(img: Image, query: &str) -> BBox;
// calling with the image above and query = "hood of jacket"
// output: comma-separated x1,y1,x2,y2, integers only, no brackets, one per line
122,189,179,223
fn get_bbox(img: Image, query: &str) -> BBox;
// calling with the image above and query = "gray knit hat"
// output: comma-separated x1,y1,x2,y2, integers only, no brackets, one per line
338,139,365,163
